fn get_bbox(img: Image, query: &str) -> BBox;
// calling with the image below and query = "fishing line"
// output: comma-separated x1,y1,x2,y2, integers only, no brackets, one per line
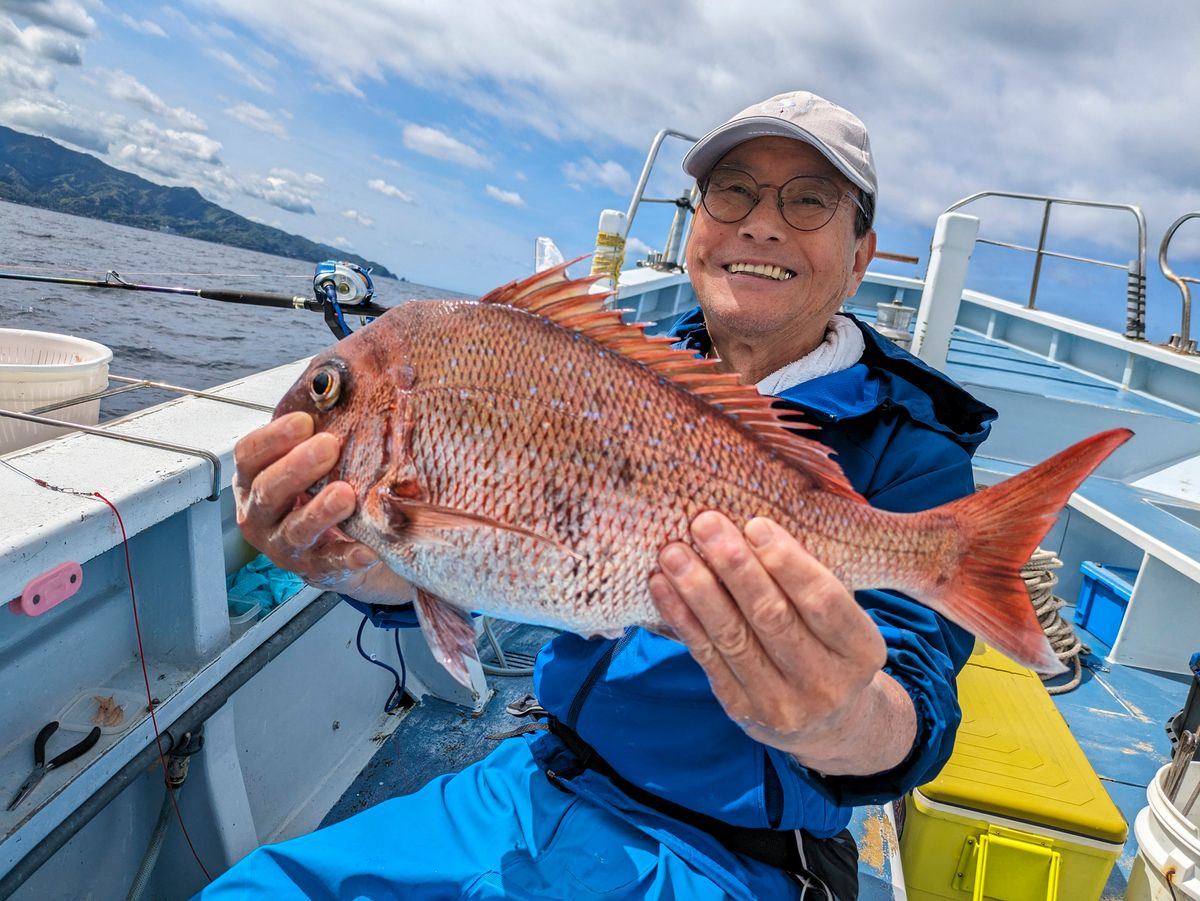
0,459,213,882
93,490,212,883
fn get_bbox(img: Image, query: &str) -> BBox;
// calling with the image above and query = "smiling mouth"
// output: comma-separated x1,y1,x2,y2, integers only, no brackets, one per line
724,262,796,281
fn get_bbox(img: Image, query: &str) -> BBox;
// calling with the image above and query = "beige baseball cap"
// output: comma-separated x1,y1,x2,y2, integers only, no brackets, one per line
683,91,877,204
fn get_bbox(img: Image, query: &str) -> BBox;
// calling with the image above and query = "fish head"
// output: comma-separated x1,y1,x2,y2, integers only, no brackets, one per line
273,306,423,541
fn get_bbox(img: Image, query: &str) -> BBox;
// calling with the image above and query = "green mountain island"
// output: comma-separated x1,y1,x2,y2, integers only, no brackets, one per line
0,125,396,279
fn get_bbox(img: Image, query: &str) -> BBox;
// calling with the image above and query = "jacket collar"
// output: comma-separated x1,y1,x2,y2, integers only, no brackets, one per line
668,306,996,453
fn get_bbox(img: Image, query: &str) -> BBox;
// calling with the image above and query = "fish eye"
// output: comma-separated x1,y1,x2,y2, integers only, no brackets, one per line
309,364,344,411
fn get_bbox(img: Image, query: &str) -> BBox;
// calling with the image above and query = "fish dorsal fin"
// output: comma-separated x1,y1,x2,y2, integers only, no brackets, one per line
479,260,860,500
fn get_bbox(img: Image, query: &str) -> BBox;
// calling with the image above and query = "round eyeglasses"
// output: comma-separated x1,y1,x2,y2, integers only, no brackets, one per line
699,168,866,232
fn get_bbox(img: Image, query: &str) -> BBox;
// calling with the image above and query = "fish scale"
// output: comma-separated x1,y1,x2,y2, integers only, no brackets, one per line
274,261,1131,687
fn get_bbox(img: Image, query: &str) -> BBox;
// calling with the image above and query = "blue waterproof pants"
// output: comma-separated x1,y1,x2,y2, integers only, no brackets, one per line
196,737,802,900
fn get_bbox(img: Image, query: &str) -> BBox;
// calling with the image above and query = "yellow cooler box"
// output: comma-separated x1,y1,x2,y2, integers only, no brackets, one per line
898,645,1127,900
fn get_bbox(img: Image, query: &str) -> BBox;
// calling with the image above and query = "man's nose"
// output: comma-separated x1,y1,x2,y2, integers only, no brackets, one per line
737,187,788,242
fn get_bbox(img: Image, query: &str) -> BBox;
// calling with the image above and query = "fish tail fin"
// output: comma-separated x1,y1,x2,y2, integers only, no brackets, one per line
926,428,1131,675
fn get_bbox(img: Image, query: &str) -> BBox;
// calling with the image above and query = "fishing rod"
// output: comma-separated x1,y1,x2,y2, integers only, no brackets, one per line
0,260,390,339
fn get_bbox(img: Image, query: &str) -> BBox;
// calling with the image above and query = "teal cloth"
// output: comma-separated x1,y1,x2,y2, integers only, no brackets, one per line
226,554,305,612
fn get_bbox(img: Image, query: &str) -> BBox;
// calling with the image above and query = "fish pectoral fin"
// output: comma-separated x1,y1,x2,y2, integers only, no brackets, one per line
378,495,585,563
413,589,480,690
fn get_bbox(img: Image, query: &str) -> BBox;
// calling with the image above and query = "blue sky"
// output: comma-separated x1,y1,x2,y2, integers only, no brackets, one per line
1,0,1198,341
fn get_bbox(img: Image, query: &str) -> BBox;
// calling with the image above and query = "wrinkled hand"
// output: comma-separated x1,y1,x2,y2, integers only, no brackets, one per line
648,512,915,776
232,411,414,605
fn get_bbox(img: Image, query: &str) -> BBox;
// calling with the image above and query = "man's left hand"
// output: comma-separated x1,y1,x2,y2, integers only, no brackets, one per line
648,511,916,776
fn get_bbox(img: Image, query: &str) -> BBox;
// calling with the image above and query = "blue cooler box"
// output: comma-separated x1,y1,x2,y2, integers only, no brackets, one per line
1073,561,1138,647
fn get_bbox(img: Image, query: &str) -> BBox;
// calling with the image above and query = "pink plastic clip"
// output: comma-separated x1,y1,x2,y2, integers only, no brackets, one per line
7,563,83,617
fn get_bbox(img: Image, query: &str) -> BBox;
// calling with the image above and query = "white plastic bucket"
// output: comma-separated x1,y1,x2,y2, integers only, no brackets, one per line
1127,761,1200,900
0,328,112,454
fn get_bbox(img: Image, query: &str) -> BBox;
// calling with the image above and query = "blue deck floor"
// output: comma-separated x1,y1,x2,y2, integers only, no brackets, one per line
1050,626,1187,896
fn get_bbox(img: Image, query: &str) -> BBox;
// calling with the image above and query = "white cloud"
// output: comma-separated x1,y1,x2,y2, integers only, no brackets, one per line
1,0,95,37
0,17,83,64
328,235,353,249
367,178,414,202
113,120,224,182
485,184,526,208
402,124,490,169
626,237,656,258
118,13,167,37
0,55,55,91
0,96,110,152
102,69,207,131
242,168,321,214
191,0,1199,266
204,47,273,94
563,157,633,195
342,209,374,227
224,101,287,138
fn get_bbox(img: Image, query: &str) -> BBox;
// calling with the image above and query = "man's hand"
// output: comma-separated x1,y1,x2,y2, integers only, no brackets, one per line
648,511,916,776
232,412,415,605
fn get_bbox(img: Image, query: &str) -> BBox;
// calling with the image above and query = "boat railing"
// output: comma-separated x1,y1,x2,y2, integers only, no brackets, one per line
623,128,699,269
1159,212,1200,354
944,191,1147,341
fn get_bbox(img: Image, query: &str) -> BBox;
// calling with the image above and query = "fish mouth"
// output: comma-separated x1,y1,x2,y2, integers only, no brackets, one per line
723,262,796,281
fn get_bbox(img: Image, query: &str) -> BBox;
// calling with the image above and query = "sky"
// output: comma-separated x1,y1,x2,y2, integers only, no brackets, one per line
0,0,1198,339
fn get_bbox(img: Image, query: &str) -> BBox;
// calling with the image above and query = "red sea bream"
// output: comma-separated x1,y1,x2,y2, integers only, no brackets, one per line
274,262,1130,687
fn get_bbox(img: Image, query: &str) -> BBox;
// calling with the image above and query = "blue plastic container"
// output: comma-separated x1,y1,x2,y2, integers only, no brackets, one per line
1074,561,1138,646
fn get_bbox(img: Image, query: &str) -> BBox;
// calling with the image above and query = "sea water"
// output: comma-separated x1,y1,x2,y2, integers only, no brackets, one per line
0,200,471,418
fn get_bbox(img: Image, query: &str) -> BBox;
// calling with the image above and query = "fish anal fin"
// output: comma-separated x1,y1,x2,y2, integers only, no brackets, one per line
413,589,480,689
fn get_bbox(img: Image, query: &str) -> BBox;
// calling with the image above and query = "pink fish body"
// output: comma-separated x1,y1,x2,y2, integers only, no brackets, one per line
275,263,1130,686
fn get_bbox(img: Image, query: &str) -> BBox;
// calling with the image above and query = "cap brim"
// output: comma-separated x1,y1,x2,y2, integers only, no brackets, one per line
682,117,874,197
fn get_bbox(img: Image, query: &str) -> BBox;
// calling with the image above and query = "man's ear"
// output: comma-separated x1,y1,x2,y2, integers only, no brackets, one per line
846,229,877,298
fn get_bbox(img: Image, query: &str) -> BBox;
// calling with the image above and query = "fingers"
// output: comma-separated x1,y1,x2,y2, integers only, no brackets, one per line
743,517,887,670
238,432,342,530
692,513,821,675
279,482,357,551
648,569,750,714
652,511,884,687
660,533,785,684
233,412,314,488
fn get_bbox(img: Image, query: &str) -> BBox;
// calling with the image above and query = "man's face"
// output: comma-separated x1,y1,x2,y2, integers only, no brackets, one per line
685,136,874,351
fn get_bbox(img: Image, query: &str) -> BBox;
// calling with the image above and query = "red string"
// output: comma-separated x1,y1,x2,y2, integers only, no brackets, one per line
93,491,212,883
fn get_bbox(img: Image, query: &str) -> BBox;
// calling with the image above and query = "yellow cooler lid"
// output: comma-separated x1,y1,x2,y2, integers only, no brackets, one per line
919,644,1127,845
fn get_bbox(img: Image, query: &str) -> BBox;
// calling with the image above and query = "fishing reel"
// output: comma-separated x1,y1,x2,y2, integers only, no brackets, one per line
313,260,376,339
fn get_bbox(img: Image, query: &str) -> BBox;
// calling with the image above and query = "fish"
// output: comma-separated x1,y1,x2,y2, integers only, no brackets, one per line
273,260,1131,688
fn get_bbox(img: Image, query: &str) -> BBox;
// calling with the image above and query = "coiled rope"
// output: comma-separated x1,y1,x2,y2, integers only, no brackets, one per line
1022,548,1090,693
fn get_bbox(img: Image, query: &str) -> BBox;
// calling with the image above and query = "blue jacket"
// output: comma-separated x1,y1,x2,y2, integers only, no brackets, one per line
535,309,992,836
350,309,994,838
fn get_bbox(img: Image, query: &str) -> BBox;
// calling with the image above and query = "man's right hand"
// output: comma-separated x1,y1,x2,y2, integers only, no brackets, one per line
232,411,416,605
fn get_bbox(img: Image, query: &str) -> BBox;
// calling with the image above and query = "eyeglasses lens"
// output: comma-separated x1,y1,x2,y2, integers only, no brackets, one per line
701,172,844,231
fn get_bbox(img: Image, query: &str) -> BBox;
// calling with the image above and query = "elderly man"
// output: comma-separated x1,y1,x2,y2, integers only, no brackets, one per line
205,91,987,900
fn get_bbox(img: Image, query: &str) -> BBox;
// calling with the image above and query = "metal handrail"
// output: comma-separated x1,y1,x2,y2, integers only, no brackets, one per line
944,191,1147,340
1159,212,1200,354
622,128,699,250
